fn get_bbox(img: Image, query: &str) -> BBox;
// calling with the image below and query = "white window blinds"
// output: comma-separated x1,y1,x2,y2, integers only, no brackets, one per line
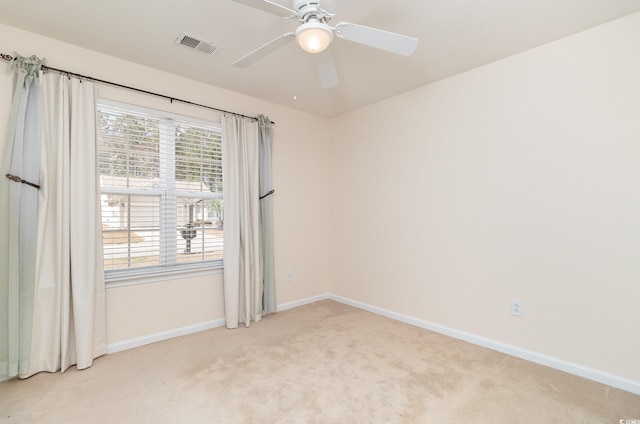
97,100,223,279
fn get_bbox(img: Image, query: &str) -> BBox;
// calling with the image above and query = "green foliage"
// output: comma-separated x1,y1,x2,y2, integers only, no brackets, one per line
175,124,222,192
209,199,224,228
97,111,160,179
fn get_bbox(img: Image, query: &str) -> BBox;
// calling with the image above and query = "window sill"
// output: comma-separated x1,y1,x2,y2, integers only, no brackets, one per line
105,265,223,289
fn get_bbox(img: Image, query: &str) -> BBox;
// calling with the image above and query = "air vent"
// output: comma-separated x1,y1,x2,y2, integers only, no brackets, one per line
175,33,221,55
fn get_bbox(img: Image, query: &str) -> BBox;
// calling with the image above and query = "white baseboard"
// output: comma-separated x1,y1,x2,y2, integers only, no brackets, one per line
276,293,331,312
106,293,331,355
329,294,640,396
107,318,226,354
1,318,229,377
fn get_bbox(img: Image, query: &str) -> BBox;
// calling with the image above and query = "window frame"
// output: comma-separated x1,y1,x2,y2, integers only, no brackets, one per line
97,99,224,284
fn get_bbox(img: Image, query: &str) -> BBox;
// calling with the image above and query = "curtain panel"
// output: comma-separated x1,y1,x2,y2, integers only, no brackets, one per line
0,55,44,377
221,114,276,328
222,115,262,329
258,115,276,314
33,73,106,374
1,55,106,378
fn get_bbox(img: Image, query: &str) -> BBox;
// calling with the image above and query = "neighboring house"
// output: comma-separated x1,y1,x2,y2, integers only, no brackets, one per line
100,175,220,230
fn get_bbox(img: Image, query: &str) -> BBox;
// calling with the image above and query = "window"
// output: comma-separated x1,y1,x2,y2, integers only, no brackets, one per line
97,100,223,280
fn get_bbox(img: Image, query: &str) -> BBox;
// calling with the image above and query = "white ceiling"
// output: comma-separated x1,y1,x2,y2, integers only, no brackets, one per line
2,0,640,117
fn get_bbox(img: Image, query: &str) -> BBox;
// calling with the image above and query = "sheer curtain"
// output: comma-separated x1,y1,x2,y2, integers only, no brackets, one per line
222,115,262,329
1,55,106,378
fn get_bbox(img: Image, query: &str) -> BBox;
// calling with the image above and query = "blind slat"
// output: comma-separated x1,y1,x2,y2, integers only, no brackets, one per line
98,101,224,275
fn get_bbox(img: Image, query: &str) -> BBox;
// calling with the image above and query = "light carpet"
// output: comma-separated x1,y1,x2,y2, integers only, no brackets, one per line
1,300,639,423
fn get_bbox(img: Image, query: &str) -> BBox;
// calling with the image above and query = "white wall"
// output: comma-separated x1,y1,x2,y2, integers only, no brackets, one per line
330,12,640,382
0,23,332,345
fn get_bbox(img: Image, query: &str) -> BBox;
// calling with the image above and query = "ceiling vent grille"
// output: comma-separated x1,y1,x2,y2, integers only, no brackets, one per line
175,33,221,55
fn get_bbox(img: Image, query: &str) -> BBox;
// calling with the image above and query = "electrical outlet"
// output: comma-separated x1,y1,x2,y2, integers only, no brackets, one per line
287,271,293,282
511,299,523,317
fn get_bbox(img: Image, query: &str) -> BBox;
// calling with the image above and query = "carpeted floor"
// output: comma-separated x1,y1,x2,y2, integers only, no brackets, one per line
1,300,639,423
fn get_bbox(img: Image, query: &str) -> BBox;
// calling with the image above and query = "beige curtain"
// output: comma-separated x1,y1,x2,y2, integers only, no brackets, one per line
28,73,107,375
221,115,262,329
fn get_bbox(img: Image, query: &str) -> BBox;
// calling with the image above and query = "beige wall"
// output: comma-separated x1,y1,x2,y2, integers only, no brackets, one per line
330,12,640,381
0,23,332,344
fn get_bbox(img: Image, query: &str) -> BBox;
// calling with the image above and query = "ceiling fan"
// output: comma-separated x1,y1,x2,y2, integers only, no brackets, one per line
231,0,419,88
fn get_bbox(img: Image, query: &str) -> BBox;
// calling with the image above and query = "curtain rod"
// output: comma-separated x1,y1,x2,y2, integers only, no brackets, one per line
0,52,274,125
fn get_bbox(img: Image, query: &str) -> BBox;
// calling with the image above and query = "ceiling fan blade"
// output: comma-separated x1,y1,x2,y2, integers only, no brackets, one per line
334,22,418,56
233,32,295,68
230,0,296,18
315,49,339,88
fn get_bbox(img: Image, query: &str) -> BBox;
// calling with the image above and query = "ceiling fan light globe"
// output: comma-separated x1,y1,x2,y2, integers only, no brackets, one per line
296,21,333,53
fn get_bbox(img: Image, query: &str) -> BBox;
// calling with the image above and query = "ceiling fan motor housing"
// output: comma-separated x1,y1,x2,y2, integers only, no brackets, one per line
293,0,331,23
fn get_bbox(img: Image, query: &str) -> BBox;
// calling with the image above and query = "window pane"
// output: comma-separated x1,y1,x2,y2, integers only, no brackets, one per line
97,109,160,188
176,197,224,264
97,100,223,278
174,123,222,193
101,194,161,270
